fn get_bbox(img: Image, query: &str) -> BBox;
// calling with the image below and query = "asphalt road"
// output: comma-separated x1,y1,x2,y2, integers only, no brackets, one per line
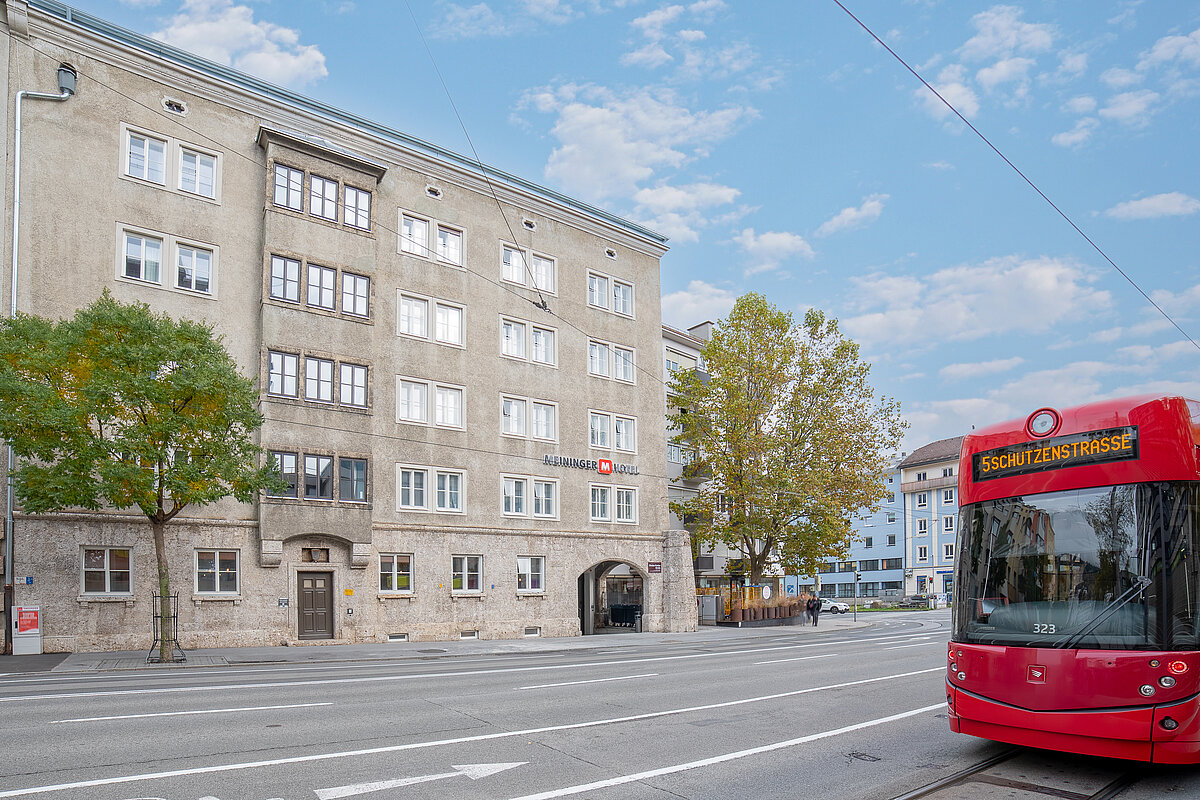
1,611,1197,799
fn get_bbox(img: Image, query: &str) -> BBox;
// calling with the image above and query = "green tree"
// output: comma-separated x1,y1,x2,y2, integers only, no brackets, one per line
0,293,279,660
669,293,906,587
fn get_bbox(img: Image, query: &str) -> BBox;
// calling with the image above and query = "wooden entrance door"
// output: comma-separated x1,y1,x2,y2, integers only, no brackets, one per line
298,571,333,639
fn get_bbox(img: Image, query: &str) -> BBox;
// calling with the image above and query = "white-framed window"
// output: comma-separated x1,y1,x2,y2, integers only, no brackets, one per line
267,451,298,498
436,470,464,512
917,518,928,536
501,245,526,284
916,492,928,509
435,385,464,428
82,546,131,594
304,454,334,500
398,294,428,339
310,174,339,221
667,443,682,463
590,484,611,521
916,546,929,562
517,556,545,592
435,302,465,347
398,379,428,423
942,488,955,505
589,411,611,449
532,401,557,442
942,467,954,477
267,452,362,504
270,255,301,303
452,555,482,593
533,479,557,518
887,533,897,547
400,213,429,256
379,553,413,593
615,487,637,523
501,318,527,359
342,273,370,318
501,396,527,437
397,465,429,510
887,492,896,503
614,416,637,453
339,457,368,502
273,164,303,211
304,357,334,403
612,280,634,316
307,264,337,310
614,347,635,383
588,341,610,377
344,186,371,230
179,147,216,198
587,272,609,309
123,231,162,283
126,131,166,184
175,244,212,294
268,351,299,397
436,225,462,265
195,549,238,594
503,476,527,515
120,228,219,298
944,543,955,560
531,326,556,366
886,512,896,524
400,293,464,346
531,254,556,293
943,515,955,533
864,537,874,548
340,363,368,408
589,339,635,382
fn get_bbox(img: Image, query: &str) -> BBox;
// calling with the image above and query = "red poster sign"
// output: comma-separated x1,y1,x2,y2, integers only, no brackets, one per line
17,608,38,633
598,459,613,474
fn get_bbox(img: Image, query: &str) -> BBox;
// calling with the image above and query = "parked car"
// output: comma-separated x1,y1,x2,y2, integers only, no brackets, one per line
821,599,851,614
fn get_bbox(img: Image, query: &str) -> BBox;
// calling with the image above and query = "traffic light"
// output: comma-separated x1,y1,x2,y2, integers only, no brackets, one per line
855,571,861,581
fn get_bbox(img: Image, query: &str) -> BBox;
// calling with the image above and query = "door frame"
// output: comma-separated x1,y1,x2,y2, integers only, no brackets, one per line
297,570,334,640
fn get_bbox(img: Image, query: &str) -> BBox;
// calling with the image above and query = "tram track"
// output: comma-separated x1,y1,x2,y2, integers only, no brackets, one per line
888,747,1143,800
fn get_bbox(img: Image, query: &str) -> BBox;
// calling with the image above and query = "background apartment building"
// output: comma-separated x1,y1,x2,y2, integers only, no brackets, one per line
0,0,695,651
899,436,964,598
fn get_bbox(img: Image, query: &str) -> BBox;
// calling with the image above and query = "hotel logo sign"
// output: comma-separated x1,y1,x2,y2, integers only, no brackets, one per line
543,454,640,475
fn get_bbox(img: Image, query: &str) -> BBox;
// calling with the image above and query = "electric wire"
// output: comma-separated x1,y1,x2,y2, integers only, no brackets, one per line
832,0,1200,354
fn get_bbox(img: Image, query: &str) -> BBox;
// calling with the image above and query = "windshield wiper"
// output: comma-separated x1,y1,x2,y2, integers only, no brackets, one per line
1053,576,1152,650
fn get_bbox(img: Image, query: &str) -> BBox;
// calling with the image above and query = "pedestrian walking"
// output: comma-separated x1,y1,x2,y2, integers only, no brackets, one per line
805,595,814,624
812,596,821,626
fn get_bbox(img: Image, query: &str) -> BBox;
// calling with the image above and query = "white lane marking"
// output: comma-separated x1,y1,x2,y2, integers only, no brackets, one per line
49,702,332,724
884,643,943,651
506,703,946,800
0,636,944,703
316,763,526,800
516,673,658,690
0,667,943,797
754,654,838,665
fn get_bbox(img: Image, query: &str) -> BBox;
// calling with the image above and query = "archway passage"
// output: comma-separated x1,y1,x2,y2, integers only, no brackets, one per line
577,560,644,635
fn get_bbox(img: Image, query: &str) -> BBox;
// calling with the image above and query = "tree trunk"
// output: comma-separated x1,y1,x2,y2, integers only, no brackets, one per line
151,519,172,662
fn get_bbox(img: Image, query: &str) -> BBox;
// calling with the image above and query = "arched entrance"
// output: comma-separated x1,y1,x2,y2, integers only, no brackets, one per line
577,560,645,635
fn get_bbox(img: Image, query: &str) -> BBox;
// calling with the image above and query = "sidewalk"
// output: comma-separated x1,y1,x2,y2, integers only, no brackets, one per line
0,612,875,674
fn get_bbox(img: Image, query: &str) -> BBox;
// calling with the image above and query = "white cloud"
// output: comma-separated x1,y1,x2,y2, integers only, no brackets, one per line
732,228,814,275
631,5,684,40
1101,67,1142,89
621,43,673,68
815,194,889,237
915,64,980,121
661,280,737,329
1098,89,1160,125
1056,51,1088,78
432,0,573,38
632,182,741,243
1104,192,1200,220
976,56,1035,90
1150,282,1200,318
924,161,955,170
1051,117,1098,148
678,29,706,43
1063,95,1096,114
959,6,1054,62
843,255,1111,347
1137,27,1200,71
939,357,1025,381
152,0,327,88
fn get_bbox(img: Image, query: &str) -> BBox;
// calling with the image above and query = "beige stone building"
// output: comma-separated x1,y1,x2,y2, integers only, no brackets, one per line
0,0,695,652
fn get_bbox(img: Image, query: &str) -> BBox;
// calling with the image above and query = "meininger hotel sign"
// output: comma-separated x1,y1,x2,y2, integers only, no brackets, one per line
543,455,640,475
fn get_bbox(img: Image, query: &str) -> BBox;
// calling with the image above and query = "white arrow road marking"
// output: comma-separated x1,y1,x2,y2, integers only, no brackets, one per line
315,763,526,799
50,702,332,724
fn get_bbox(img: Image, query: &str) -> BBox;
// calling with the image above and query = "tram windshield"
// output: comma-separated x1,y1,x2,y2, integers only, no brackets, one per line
954,483,1200,650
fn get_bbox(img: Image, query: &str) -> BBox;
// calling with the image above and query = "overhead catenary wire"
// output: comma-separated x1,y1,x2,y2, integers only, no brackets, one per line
832,0,1200,355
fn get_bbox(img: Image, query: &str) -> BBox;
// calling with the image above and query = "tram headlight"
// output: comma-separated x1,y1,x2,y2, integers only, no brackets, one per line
950,662,958,671
1139,684,1156,697
957,671,966,680
1168,660,1189,675
1159,676,1177,688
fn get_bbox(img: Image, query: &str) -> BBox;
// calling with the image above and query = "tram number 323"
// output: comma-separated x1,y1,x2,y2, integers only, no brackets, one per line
1033,623,1057,634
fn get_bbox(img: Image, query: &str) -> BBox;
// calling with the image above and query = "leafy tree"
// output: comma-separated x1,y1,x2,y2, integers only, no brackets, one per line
0,293,279,660
669,293,906,587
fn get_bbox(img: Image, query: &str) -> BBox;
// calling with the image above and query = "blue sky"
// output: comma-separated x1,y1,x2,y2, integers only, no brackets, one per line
73,0,1200,450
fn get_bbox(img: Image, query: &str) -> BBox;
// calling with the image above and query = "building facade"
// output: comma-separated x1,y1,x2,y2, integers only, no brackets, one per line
899,436,964,598
809,463,905,601
1,0,695,652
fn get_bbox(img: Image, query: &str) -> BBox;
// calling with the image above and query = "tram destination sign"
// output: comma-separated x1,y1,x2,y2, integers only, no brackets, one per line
972,425,1139,482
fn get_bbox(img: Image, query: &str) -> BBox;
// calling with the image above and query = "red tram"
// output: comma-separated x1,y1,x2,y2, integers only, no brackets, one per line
948,395,1200,763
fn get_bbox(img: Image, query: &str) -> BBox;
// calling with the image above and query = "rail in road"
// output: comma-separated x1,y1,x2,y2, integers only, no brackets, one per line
890,748,1144,800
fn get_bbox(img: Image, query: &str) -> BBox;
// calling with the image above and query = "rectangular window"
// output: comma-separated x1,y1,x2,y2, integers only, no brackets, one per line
273,164,303,211
270,255,301,303
590,412,610,448
503,477,526,515
587,273,609,309
886,512,896,524
864,537,873,548
435,303,464,346
342,273,370,318
437,226,463,265
667,443,682,463
887,493,896,503
917,546,929,562
531,255,556,293
305,357,334,403
532,327,556,366
268,351,299,397
269,451,298,497
943,515,955,533
435,385,463,428
942,488,955,504
176,244,212,293
196,549,238,593
501,319,526,359
533,480,556,517
532,402,556,441
944,543,955,560
452,555,482,592
916,492,928,509
590,485,611,521
344,186,371,230
398,467,427,510
83,547,131,594
307,264,336,310
883,557,902,569
178,148,216,198
613,281,633,316
339,458,367,502
588,341,610,377
502,396,527,437
942,467,954,477
400,214,429,255
887,534,897,547
917,519,928,535
127,132,166,183
398,380,428,423
437,471,463,512
340,363,368,408
517,556,545,591
501,246,526,284
310,175,338,221
614,347,635,383
615,487,636,523
124,232,162,283
916,471,927,481
380,553,412,592
614,416,636,452
304,454,333,500
398,295,428,338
